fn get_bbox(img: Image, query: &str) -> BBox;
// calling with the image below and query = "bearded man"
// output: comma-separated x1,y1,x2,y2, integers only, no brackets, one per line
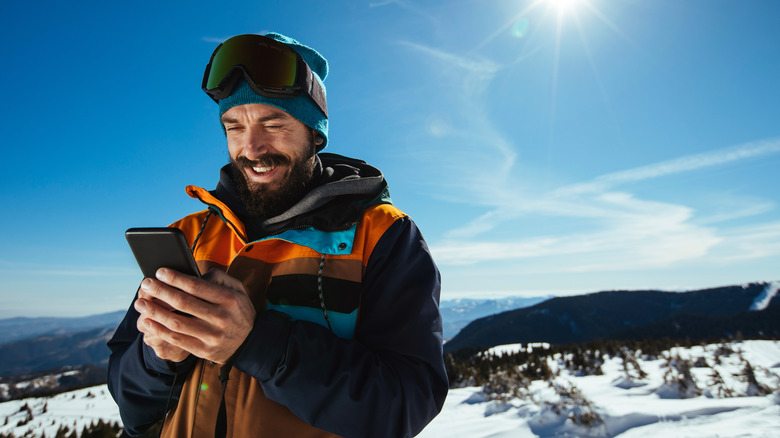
107,32,447,438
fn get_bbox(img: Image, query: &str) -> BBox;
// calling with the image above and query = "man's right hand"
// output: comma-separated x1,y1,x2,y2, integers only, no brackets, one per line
135,290,191,363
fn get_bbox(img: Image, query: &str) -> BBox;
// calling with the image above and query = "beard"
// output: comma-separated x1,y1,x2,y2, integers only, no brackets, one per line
230,141,317,218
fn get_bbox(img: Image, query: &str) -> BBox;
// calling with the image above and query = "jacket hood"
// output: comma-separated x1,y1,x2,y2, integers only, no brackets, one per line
208,153,391,240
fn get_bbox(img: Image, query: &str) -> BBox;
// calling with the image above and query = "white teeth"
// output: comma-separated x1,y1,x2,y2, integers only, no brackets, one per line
252,166,275,173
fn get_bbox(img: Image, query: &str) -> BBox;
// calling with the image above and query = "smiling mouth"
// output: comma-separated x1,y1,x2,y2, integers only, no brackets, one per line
234,155,289,182
251,165,276,174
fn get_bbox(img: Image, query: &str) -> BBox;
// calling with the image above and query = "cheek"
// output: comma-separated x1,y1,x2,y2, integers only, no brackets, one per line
226,138,244,161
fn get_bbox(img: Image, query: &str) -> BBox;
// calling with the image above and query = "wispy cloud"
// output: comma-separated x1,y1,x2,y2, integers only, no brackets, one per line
201,37,227,44
434,193,722,270
559,138,780,196
369,0,401,7
201,31,270,44
431,138,780,271
397,40,780,274
369,0,440,27
400,41,501,76
398,41,517,197
433,137,780,269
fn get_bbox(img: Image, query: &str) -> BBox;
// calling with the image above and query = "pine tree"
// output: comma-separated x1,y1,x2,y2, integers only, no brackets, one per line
620,348,648,380
548,380,605,430
708,369,733,398
662,354,701,398
693,356,709,368
483,366,526,401
741,361,771,396
54,425,70,438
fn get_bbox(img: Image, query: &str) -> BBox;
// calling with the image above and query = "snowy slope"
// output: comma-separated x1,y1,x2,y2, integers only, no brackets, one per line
750,281,780,311
0,385,121,437
2,341,778,437
420,340,780,438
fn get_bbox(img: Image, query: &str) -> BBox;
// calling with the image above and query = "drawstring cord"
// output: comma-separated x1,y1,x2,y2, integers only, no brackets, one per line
214,364,232,438
156,369,181,438
317,253,333,332
191,210,213,253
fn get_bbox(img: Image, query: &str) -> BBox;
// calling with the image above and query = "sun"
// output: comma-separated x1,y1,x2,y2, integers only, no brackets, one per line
545,0,585,15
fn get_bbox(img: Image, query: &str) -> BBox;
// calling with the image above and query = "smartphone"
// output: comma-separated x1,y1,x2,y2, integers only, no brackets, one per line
125,227,201,279
126,227,201,317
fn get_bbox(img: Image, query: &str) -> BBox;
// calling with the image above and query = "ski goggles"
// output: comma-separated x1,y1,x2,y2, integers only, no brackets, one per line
202,34,328,117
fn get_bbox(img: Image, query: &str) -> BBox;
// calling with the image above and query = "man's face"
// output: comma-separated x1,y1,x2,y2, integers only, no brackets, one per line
221,103,322,218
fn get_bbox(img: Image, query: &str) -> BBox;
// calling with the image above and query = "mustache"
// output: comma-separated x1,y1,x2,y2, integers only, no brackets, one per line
234,154,291,169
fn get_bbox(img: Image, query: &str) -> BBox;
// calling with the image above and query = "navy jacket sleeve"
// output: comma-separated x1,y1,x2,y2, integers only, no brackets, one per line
233,216,449,438
106,293,196,436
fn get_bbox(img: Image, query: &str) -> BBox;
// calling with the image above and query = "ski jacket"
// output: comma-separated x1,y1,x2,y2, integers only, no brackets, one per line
107,154,448,438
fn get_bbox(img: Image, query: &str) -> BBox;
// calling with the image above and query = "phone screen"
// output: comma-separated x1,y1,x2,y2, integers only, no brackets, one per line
125,227,201,279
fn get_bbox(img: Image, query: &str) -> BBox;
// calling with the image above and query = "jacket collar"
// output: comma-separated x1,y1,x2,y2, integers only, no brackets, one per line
187,153,391,242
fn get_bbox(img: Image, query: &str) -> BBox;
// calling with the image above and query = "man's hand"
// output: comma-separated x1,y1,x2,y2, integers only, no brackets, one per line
134,268,256,365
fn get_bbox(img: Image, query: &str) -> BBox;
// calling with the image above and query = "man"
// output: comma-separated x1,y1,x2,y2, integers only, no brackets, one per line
107,33,448,438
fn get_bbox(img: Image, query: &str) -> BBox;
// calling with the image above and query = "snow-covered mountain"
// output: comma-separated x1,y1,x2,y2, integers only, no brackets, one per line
445,282,780,353
2,340,777,438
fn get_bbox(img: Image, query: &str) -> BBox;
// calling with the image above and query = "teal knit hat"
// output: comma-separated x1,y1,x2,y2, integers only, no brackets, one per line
218,32,329,150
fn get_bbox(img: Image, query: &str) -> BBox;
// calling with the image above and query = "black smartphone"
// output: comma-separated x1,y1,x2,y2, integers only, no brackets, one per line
125,227,201,279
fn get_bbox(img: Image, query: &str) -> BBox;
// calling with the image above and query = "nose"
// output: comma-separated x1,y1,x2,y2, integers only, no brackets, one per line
240,125,272,161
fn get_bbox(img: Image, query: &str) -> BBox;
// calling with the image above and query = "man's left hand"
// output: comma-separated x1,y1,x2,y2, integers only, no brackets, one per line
135,267,256,365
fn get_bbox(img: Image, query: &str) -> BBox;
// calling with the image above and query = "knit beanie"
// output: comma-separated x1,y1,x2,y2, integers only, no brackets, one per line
218,32,329,150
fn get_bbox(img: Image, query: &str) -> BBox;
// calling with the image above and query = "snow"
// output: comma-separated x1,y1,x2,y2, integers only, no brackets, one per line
1,341,778,437
419,340,780,437
488,343,551,356
0,386,121,438
750,281,780,311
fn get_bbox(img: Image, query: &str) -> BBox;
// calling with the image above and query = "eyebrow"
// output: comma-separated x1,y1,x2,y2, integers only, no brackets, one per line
221,110,291,125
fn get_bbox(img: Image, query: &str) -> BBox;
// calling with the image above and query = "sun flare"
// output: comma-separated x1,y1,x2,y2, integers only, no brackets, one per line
546,0,584,15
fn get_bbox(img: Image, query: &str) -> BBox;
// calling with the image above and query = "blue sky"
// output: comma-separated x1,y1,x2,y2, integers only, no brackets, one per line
1,0,778,318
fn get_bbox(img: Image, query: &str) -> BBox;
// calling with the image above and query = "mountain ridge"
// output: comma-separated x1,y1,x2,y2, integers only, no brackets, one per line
444,281,780,353
439,296,553,338
0,327,115,376
0,311,125,345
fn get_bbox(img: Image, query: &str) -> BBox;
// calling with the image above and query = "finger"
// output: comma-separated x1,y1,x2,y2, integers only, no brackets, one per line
137,280,155,301
156,268,248,313
138,278,171,303
139,301,201,343
135,297,172,325
136,296,200,337
136,305,152,334
135,291,176,314
137,315,191,363
141,276,211,318
142,316,231,362
140,298,236,361
135,300,189,358
143,336,190,363
141,318,204,357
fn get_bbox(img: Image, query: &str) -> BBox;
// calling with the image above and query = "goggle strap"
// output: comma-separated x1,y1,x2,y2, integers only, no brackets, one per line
301,63,328,118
